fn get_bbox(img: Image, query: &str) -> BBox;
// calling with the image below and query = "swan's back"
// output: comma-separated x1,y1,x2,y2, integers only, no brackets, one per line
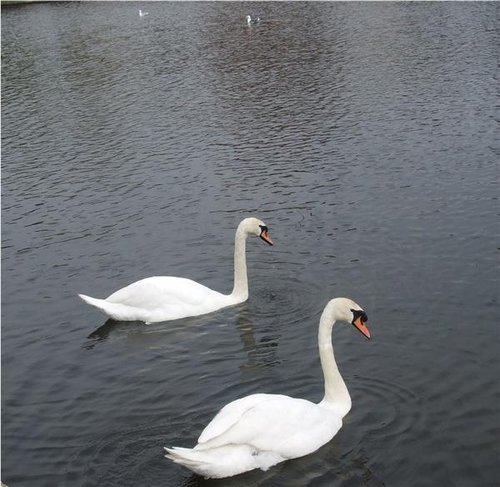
107,276,221,306
195,393,342,459
198,394,273,444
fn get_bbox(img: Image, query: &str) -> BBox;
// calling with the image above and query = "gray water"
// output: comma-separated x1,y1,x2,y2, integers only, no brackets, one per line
2,2,499,486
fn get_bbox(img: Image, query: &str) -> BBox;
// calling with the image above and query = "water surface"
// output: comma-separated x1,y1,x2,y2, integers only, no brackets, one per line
2,2,499,486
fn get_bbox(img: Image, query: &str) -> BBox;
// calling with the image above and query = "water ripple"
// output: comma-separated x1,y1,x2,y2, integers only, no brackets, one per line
2,2,498,486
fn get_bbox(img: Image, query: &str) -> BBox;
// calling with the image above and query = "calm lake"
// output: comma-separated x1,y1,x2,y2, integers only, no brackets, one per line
2,2,499,486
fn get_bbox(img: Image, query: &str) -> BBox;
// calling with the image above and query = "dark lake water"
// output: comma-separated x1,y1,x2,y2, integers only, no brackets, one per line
2,2,499,486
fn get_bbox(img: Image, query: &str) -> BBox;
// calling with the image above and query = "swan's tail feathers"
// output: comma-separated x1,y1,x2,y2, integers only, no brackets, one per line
79,294,105,308
164,444,277,479
78,294,147,322
165,447,210,465
164,447,213,476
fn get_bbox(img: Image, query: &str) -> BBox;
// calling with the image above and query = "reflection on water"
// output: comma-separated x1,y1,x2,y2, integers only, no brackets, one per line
234,306,281,372
83,305,281,373
86,319,131,343
2,2,499,486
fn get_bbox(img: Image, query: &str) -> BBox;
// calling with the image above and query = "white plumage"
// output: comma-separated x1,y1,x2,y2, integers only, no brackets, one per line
165,297,371,478
79,217,273,323
246,15,261,25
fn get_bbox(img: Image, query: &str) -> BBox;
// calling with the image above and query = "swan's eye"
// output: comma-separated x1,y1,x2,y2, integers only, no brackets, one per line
351,309,368,323
259,225,268,232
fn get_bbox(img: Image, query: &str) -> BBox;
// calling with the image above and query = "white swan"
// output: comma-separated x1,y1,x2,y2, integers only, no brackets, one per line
246,14,261,25
79,217,273,323
139,9,149,17
165,297,371,478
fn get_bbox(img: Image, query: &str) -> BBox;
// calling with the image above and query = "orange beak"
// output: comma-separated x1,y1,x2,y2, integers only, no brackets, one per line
259,229,273,246
353,316,371,339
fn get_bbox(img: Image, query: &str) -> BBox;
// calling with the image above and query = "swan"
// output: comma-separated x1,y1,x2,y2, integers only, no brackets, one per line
139,9,149,17
79,217,273,323
165,297,371,478
246,14,261,25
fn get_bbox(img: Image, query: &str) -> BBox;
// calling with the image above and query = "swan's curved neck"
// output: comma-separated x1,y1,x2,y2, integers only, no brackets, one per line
318,303,352,416
230,226,248,302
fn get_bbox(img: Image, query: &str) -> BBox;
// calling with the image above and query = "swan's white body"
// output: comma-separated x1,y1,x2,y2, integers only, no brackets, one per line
139,9,149,17
79,217,272,323
80,277,235,323
165,298,371,478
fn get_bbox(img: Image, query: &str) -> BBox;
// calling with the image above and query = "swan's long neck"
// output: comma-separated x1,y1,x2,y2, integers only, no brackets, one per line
230,227,248,302
318,303,352,416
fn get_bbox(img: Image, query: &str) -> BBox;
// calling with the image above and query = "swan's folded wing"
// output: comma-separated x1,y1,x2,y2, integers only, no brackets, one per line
196,395,342,458
106,276,224,309
198,394,275,444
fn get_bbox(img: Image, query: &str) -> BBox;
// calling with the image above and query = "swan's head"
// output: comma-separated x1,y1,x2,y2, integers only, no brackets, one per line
239,217,273,245
331,297,371,339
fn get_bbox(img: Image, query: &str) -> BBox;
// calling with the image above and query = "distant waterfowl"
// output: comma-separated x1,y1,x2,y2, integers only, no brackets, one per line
139,9,149,17
79,217,273,323
246,15,261,25
165,297,371,478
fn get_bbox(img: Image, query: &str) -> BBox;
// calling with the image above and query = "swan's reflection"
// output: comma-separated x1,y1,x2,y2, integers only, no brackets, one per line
83,319,119,349
83,303,281,370
83,318,151,350
87,318,124,341
233,305,281,372
82,315,199,350
180,463,281,487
